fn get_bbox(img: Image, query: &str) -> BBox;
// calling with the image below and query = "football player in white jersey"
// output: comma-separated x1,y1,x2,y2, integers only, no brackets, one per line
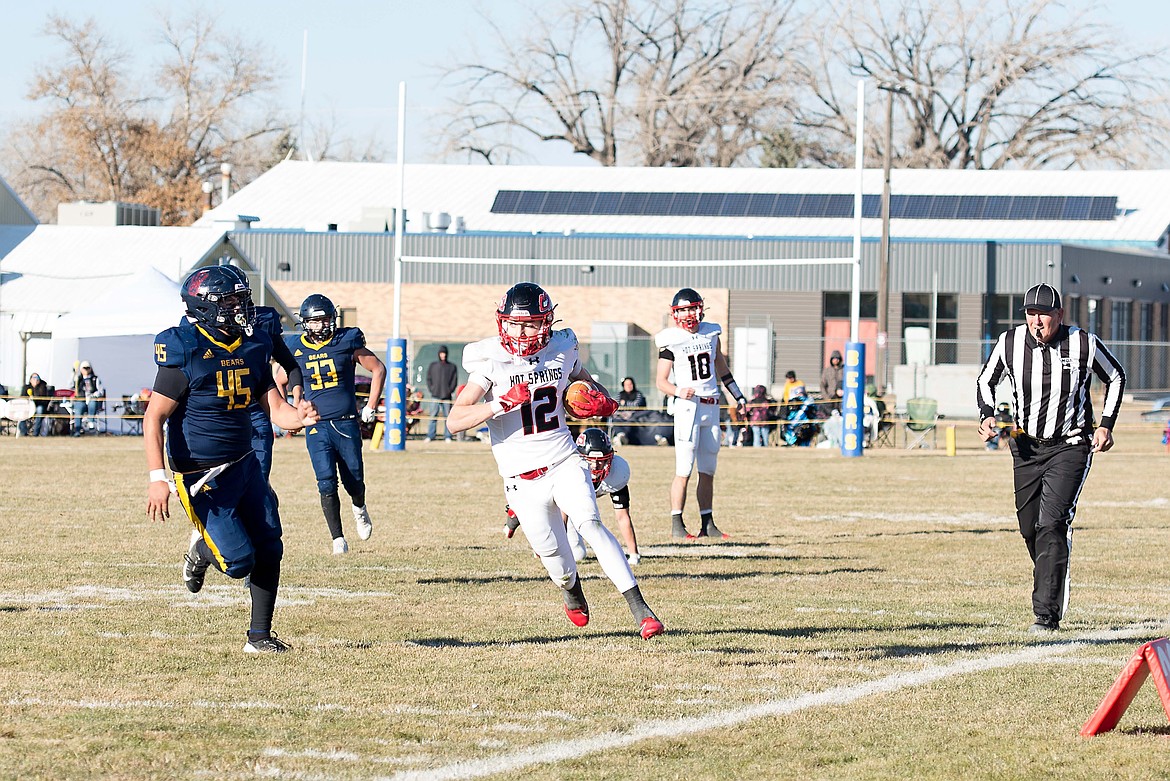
655,288,747,541
506,427,642,566
446,282,665,640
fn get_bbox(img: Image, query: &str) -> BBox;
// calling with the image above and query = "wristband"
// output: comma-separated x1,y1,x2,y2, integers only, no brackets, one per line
724,378,742,402
490,399,506,418
149,469,168,484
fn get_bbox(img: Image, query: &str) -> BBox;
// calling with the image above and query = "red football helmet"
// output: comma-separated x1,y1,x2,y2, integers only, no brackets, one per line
670,287,704,332
497,282,556,357
576,427,614,484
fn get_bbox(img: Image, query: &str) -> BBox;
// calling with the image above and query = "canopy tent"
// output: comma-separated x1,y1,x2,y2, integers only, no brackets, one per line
49,268,186,422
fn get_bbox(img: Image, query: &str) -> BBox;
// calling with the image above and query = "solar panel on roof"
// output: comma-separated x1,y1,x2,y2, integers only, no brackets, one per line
982,196,1011,220
1088,197,1118,220
721,193,750,217
956,196,985,219
746,193,776,216
491,190,522,214
1007,197,1038,220
695,193,725,215
928,196,959,220
1034,196,1063,220
1061,196,1091,220
543,191,572,213
517,191,548,213
671,192,700,216
773,194,802,217
565,192,597,214
645,192,674,215
489,190,1119,222
593,192,622,214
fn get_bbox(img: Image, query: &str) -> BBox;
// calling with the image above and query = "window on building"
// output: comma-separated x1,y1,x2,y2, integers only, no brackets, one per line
986,293,1026,332
1065,295,1081,328
1111,300,1132,342
1086,298,1100,334
903,293,959,363
340,307,358,329
823,292,877,318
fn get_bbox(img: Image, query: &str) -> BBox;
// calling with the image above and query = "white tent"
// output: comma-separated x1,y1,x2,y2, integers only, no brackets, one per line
50,268,186,429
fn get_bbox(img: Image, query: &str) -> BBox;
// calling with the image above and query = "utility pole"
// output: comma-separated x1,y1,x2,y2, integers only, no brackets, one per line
877,82,909,395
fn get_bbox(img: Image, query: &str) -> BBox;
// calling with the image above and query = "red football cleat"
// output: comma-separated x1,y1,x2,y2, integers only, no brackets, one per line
639,617,665,639
564,605,590,627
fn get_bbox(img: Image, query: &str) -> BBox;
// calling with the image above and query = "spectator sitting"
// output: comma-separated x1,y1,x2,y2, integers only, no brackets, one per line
71,361,105,436
611,377,647,445
781,371,803,408
747,384,776,447
21,372,51,436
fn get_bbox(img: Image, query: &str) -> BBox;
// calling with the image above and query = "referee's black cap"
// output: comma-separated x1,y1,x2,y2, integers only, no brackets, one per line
1022,283,1062,312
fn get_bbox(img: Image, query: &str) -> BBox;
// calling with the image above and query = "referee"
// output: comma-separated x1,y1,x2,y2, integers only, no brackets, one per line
976,283,1126,633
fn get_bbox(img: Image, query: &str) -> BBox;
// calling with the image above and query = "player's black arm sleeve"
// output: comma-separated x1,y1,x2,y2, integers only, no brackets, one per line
609,485,631,510
270,338,303,388
657,347,674,361
152,366,189,399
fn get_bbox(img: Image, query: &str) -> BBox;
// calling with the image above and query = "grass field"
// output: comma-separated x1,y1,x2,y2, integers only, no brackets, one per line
4,422,1170,780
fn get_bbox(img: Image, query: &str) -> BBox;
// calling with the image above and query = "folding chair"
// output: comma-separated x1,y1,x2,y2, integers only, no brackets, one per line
903,397,939,449
119,395,144,435
873,399,897,447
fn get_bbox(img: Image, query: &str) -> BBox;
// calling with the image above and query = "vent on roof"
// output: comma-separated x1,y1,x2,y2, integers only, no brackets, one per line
57,200,161,226
489,191,1119,222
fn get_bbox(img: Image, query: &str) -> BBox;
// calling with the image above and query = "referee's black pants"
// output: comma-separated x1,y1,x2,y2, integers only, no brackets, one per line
1009,436,1093,624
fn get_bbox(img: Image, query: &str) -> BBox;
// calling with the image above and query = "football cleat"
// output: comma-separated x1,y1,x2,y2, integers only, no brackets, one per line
352,505,373,541
332,537,349,555
563,578,589,627
564,604,590,627
639,617,665,640
697,520,730,540
183,529,211,594
243,633,293,654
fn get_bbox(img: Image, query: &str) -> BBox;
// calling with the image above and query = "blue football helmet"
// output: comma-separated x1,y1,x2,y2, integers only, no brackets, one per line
299,294,338,342
181,265,255,336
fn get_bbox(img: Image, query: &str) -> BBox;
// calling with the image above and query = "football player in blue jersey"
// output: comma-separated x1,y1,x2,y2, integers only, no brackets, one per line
286,294,386,554
250,305,303,484
144,265,320,654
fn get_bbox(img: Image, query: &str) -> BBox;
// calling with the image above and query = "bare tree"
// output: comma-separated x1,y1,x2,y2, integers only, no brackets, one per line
439,0,803,166
3,10,287,225
796,0,1170,169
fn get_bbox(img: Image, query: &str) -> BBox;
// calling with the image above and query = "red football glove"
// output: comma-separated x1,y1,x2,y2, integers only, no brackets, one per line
504,506,520,539
497,382,530,413
580,388,619,418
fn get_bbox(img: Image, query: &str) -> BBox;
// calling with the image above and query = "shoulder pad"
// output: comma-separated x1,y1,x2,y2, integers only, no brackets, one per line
254,307,283,339
699,321,722,337
340,327,367,351
601,454,631,493
462,337,502,376
550,328,578,350
654,327,685,348
153,326,190,368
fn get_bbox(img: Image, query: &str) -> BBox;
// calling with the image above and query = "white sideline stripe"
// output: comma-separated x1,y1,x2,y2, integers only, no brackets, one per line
386,626,1158,781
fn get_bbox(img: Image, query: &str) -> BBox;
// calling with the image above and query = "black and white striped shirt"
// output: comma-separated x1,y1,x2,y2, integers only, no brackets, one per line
977,324,1126,443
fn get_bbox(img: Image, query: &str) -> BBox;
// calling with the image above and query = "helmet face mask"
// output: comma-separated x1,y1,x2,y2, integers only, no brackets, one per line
497,283,555,356
299,294,338,342
670,288,704,332
182,266,256,336
575,427,614,484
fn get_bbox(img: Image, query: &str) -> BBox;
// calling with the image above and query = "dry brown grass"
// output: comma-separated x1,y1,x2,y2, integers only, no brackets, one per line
2,422,1170,780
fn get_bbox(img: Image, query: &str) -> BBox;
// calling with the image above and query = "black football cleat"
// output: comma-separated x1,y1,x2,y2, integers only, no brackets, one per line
243,633,293,654
182,530,211,594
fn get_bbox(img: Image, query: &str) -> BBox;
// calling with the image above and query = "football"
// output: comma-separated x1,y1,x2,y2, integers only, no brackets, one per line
563,380,602,419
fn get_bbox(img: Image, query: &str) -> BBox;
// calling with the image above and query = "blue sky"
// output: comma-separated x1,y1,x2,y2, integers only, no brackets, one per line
0,0,1167,168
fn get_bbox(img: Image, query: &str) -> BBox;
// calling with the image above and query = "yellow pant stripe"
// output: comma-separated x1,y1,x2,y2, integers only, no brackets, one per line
173,471,228,573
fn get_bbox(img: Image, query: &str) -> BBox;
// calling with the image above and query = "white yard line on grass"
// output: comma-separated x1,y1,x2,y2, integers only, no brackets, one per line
383,624,1162,781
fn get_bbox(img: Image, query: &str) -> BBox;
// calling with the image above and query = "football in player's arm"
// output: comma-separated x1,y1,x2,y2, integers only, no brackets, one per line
144,265,319,654
446,282,663,640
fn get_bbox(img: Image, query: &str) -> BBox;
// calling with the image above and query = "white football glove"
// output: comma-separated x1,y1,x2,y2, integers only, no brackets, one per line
360,406,376,424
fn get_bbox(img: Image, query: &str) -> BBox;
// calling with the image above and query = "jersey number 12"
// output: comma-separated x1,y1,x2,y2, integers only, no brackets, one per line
520,386,559,435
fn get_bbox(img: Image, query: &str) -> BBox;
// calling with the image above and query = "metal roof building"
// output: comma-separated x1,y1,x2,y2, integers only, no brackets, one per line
196,162,1170,395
